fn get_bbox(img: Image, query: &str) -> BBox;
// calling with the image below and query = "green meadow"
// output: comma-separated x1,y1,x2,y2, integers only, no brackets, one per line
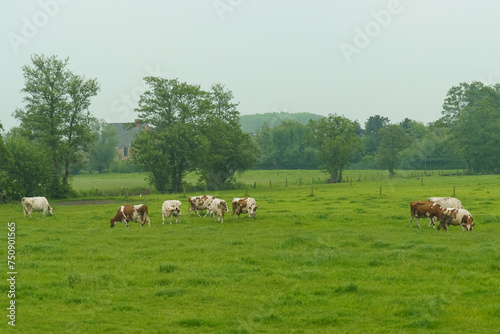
2,170,500,333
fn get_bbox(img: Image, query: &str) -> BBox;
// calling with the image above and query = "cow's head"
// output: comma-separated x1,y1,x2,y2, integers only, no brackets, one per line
222,201,229,212
461,215,474,231
110,218,117,228
48,206,54,216
249,204,258,218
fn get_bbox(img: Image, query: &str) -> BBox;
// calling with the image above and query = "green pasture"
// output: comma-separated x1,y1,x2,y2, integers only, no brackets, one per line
2,171,500,333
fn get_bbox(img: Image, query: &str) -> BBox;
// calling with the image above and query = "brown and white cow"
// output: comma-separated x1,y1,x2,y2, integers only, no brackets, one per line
209,198,229,224
162,200,181,224
22,197,53,218
188,195,215,217
427,197,465,227
231,197,258,219
410,201,443,228
110,204,151,228
438,208,474,232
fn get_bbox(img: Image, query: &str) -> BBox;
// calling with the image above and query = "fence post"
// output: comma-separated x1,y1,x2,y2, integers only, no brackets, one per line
269,180,272,188
310,185,314,196
379,185,382,195
453,186,456,196
183,185,186,197
254,181,256,189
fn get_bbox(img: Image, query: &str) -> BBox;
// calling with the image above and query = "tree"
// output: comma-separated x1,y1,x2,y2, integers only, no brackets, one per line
254,120,320,169
441,81,500,173
132,77,207,193
310,114,362,183
5,130,52,198
363,115,390,157
133,79,258,192
196,84,258,189
88,121,119,173
0,131,14,203
375,124,411,175
13,54,100,197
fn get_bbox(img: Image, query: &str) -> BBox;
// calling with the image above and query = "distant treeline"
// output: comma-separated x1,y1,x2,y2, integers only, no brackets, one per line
251,81,500,175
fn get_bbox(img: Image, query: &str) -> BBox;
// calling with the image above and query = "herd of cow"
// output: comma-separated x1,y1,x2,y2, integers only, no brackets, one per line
410,196,475,231
109,195,259,228
20,195,258,228
21,195,474,232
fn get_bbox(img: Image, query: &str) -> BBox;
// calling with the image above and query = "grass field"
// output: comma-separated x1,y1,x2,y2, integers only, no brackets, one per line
2,170,500,333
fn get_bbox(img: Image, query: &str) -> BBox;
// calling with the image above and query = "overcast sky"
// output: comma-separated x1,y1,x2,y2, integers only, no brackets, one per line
2,0,500,131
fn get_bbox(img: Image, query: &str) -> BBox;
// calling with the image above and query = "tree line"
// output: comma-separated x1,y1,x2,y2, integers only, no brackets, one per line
1,54,499,201
255,81,500,178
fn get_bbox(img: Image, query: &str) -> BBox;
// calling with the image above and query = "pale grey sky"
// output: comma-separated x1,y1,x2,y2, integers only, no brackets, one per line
2,0,500,131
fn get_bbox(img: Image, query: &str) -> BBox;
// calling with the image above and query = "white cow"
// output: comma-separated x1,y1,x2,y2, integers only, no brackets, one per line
22,197,53,218
428,197,464,209
162,200,182,224
188,195,215,217
231,197,259,219
209,198,229,223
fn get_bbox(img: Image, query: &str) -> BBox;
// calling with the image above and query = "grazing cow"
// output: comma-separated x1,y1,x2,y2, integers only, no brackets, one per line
231,197,259,219
410,201,443,228
22,197,53,218
188,195,215,217
162,200,182,224
110,204,151,228
428,197,464,209
209,198,229,223
438,208,474,232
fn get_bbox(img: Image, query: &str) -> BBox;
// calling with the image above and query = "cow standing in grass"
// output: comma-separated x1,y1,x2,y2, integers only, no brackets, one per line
188,195,215,217
438,208,474,232
231,197,259,219
428,197,465,227
410,201,443,228
162,200,182,224
22,197,53,218
110,204,151,228
210,198,229,224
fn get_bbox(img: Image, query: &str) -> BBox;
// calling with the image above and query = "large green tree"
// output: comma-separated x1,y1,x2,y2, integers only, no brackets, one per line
375,124,411,175
196,84,258,189
132,77,204,193
441,81,500,173
13,54,100,197
310,114,362,183
133,79,258,192
5,130,52,198
363,115,390,157
0,127,15,202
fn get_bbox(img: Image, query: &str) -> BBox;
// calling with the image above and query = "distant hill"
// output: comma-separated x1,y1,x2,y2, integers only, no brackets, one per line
240,112,325,133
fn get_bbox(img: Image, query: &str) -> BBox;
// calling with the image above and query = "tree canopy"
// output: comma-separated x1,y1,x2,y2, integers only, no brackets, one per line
13,54,99,197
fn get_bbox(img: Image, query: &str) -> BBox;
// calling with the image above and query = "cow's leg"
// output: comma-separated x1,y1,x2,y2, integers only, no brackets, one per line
162,213,165,224
203,209,209,217
416,217,421,228
170,214,173,224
